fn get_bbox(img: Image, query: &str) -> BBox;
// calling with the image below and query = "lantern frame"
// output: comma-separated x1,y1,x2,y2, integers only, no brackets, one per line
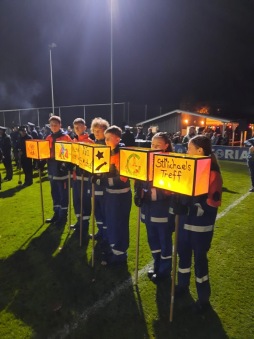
119,147,160,181
79,143,111,174
152,152,211,196
25,139,50,159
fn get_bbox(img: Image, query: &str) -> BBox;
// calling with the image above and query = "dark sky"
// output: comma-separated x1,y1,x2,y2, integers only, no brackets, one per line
1,0,254,118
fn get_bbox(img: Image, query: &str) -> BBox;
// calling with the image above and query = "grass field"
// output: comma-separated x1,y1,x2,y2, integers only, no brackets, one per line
0,160,254,339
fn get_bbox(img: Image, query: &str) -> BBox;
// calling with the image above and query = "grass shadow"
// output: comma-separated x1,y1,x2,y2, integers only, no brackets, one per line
0,184,24,198
154,290,229,339
222,187,239,194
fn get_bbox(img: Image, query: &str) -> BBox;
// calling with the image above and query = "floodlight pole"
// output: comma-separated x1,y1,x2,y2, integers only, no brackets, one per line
49,43,57,115
110,0,114,125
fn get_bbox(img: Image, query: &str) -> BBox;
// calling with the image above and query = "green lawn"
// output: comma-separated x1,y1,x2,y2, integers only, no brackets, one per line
0,161,253,339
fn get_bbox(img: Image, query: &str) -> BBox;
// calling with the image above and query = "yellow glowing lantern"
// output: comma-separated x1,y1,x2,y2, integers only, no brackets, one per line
119,147,159,181
25,140,50,159
55,141,73,162
79,143,110,173
71,142,80,166
153,152,211,196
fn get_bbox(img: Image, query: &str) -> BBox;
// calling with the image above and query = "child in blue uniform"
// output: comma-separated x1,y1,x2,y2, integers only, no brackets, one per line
45,116,72,227
89,117,110,240
135,132,174,283
175,135,223,314
95,125,132,265
70,118,94,238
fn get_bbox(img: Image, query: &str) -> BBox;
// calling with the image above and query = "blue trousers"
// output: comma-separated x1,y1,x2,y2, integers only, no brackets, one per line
247,157,254,187
94,188,106,236
104,189,132,259
72,177,91,229
141,200,173,277
177,221,213,302
50,178,69,219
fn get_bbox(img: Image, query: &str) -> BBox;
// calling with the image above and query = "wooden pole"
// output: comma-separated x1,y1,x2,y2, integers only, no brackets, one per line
134,207,141,285
169,214,179,322
68,170,72,230
38,168,44,224
91,182,95,267
79,173,84,247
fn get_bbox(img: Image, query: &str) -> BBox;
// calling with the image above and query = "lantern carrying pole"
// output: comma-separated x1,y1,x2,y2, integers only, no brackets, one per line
68,170,72,230
91,182,96,267
134,207,141,285
38,168,45,224
169,214,179,322
79,173,84,247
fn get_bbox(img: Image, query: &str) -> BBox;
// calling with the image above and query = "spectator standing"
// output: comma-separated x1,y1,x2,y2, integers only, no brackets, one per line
17,126,33,187
67,126,75,139
10,126,20,168
244,136,254,192
121,125,135,146
182,126,196,150
36,126,43,139
0,126,13,181
27,122,38,139
146,127,154,141
135,126,146,140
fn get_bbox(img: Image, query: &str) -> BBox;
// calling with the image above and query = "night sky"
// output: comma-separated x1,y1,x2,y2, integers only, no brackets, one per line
1,0,254,122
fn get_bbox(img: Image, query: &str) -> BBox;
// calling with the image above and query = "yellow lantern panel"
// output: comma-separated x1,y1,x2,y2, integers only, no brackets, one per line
120,147,159,181
79,143,110,173
55,141,73,163
153,152,211,196
71,143,80,166
25,140,50,159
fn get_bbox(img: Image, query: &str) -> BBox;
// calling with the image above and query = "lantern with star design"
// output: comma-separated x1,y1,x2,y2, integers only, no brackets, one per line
119,147,159,181
25,139,50,159
152,152,211,196
79,143,110,173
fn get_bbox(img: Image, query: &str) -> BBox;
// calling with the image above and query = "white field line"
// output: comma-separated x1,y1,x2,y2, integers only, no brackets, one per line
50,192,250,339
216,191,250,220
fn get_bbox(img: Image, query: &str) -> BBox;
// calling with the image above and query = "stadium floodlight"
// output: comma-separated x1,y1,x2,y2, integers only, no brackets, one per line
110,0,114,125
49,43,57,115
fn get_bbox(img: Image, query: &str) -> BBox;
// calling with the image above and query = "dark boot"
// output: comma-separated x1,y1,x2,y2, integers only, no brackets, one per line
55,210,67,227
46,212,59,224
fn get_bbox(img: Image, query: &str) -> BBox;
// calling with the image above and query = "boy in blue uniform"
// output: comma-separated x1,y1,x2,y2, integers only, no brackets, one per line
45,116,72,227
89,117,109,240
95,125,132,265
70,118,94,238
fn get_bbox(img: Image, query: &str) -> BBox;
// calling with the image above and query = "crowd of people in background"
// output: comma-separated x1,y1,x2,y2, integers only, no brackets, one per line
0,120,251,188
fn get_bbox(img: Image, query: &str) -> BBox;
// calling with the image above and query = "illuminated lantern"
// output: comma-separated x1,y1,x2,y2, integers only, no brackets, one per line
71,142,80,166
55,141,73,163
79,143,110,174
26,140,50,159
153,152,211,196
119,147,159,181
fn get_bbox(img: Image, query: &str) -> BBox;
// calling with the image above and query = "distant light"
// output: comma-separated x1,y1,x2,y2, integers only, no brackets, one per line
185,119,188,124
49,43,57,49
201,121,204,125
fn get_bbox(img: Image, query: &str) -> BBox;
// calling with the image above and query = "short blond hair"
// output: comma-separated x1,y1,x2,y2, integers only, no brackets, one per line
90,117,109,133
